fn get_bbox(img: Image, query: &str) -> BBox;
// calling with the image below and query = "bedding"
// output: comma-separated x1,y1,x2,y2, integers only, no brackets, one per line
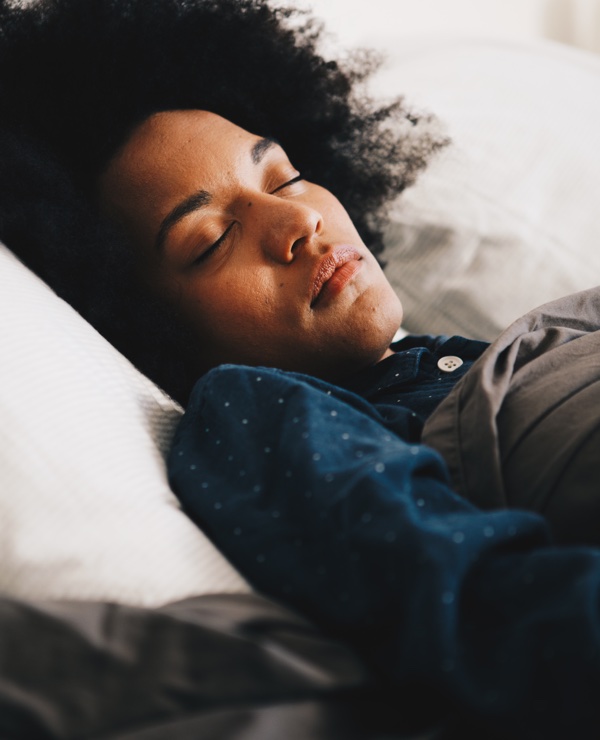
377,37,600,340
0,242,249,605
422,286,600,546
1,591,445,740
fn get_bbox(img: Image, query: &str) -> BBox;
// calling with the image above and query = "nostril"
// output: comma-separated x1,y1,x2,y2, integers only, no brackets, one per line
290,237,304,254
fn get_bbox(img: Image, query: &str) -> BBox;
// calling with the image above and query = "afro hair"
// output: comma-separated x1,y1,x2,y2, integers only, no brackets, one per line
0,0,448,401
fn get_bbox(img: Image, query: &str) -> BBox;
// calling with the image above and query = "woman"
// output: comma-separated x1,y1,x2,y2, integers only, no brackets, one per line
0,0,446,402
1,1,600,738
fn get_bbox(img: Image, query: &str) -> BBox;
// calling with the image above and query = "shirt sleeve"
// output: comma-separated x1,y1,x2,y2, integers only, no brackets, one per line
168,364,600,740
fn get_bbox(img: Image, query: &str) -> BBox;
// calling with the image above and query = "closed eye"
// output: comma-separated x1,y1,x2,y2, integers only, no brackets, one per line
193,222,235,265
272,174,303,194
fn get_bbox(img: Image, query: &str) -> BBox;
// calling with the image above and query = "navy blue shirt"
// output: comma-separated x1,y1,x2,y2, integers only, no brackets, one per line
168,338,600,740
342,333,488,421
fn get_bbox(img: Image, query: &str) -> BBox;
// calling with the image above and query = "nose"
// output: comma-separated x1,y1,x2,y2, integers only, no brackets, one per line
255,194,323,263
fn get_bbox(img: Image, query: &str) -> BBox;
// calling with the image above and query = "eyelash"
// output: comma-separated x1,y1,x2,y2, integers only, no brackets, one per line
272,173,303,194
193,173,303,264
193,222,235,264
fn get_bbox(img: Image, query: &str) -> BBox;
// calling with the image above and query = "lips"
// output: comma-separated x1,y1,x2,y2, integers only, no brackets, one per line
310,246,363,306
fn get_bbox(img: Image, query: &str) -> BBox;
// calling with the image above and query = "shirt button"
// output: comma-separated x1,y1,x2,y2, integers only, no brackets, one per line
437,355,464,373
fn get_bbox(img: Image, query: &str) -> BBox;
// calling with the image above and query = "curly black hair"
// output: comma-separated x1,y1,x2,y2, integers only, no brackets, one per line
0,0,448,402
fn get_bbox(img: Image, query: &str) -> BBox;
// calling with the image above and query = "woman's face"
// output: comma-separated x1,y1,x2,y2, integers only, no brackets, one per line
99,110,403,380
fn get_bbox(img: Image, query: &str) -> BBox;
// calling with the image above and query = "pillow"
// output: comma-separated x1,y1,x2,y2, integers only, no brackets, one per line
0,242,249,605
375,37,600,340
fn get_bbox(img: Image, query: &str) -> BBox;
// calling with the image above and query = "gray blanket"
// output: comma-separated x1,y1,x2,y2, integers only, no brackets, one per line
0,592,457,739
423,287,600,545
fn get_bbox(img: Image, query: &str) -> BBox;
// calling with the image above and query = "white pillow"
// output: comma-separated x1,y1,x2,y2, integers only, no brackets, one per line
0,242,249,606
374,37,600,340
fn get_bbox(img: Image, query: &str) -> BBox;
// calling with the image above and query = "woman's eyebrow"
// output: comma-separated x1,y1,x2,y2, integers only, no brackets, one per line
155,189,211,252
155,136,280,252
251,135,280,164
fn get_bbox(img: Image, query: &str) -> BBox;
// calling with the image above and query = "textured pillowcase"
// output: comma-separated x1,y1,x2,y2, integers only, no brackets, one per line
374,37,600,340
0,243,249,605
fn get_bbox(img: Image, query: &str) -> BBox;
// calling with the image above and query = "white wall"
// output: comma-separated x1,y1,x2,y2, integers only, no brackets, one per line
279,0,600,53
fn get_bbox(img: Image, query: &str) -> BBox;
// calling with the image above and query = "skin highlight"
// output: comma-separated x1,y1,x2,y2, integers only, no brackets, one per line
99,110,403,381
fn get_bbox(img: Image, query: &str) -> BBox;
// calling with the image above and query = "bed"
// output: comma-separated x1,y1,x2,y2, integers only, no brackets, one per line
2,35,600,739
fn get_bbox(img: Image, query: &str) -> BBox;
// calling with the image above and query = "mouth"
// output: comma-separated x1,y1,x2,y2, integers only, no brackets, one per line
310,246,363,308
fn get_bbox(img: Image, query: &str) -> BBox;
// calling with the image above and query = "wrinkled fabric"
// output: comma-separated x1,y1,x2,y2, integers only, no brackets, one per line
2,592,436,740
169,362,600,740
422,286,600,545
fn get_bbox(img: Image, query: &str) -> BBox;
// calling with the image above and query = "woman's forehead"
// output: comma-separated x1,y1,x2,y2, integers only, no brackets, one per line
119,110,257,177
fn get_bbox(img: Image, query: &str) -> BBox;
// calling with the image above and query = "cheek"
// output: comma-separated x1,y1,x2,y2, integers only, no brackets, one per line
175,270,285,335
321,198,357,233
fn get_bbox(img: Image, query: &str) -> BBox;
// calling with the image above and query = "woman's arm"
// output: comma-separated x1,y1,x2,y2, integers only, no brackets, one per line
169,364,600,740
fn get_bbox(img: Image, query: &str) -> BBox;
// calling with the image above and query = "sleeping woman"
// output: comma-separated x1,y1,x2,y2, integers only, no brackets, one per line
1,0,600,738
